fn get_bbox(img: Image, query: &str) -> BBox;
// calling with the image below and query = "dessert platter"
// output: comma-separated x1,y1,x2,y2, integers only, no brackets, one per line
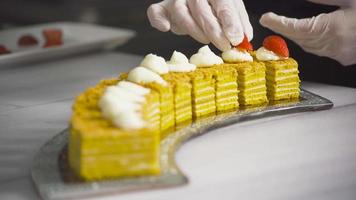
31,35,333,200
0,22,135,66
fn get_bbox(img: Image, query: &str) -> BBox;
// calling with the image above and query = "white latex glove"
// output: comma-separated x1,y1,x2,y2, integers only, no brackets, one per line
147,0,253,51
260,8,356,66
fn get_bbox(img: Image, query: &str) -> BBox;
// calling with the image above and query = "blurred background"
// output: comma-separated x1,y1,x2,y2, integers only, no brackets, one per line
0,0,355,87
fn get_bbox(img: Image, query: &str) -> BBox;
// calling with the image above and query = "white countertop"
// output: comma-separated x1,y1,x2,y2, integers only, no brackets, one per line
0,52,356,200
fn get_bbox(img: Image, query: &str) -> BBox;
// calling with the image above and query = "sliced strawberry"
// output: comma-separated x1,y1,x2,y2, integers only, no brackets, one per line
263,35,289,57
235,34,253,51
18,34,39,46
0,45,11,55
43,28,63,48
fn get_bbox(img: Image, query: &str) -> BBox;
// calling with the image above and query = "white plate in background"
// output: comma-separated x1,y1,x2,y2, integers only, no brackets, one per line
0,22,136,66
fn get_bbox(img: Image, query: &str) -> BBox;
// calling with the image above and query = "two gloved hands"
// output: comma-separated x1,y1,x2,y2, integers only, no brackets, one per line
147,0,253,51
148,0,356,66
260,0,356,66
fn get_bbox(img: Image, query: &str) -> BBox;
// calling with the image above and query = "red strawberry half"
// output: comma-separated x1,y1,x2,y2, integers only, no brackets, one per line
235,34,253,51
263,35,289,57
0,45,11,55
43,28,63,48
18,34,39,46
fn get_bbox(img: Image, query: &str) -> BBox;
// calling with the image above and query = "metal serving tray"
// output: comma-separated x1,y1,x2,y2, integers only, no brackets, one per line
31,89,333,200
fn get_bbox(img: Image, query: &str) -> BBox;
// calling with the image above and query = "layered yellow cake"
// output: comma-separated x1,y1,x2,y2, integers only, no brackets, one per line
255,35,300,101
211,66,238,112
264,58,300,100
186,68,216,118
69,80,160,180
123,54,175,135
222,48,268,106
162,72,193,125
189,46,240,116
69,40,300,181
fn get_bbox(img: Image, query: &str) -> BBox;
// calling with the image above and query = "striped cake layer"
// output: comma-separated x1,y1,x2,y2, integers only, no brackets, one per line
266,82,300,90
77,153,159,180
216,82,238,90
266,70,299,77
145,83,175,133
232,62,267,105
266,74,300,84
187,69,216,118
240,93,268,101
239,98,268,106
162,73,193,125
202,65,238,112
216,95,239,111
193,101,216,117
175,106,193,123
268,92,300,100
216,89,239,99
142,92,161,131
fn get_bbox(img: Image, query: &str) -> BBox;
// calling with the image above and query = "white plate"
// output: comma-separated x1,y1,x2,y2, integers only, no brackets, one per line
0,22,135,66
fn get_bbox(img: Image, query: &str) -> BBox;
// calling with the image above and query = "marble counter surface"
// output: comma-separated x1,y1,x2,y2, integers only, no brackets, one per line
0,52,356,200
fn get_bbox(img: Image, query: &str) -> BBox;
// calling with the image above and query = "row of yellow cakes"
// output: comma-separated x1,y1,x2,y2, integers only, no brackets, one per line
69,35,301,180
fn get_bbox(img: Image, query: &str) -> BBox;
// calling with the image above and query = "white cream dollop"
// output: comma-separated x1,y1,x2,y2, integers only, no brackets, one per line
189,45,224,67
256,47,287,61
140,54,169,74
127,66,167,86
167,51,196,72
117,81,150,96
99,84,149,130
105,86,146,103
222,48,253,62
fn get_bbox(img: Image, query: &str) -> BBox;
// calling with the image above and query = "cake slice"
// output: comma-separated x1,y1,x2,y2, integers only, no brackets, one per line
222,37,268,107
233,61,268,106
162,72,193,125
186,68,216,118
256,35,300,101
69,80,160,180
265,58,300,100
125,54,175,137
189,45,240,116
211,65,238,112
145,82,175,135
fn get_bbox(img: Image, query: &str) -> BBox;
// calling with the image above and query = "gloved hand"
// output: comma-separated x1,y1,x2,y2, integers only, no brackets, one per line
260,7,356,66
147,0,253,51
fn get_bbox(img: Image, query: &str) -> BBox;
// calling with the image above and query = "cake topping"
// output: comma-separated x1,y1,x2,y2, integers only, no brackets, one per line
117,81,150,96
140,54,169,74
190,45,224,67
262,35,289,58
236,34,253,51
256,47,284,61
105,86,146,103
167,51,196,72
99,85,147,129
43,28,63,47
222,48,253,62
127,66,167,86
